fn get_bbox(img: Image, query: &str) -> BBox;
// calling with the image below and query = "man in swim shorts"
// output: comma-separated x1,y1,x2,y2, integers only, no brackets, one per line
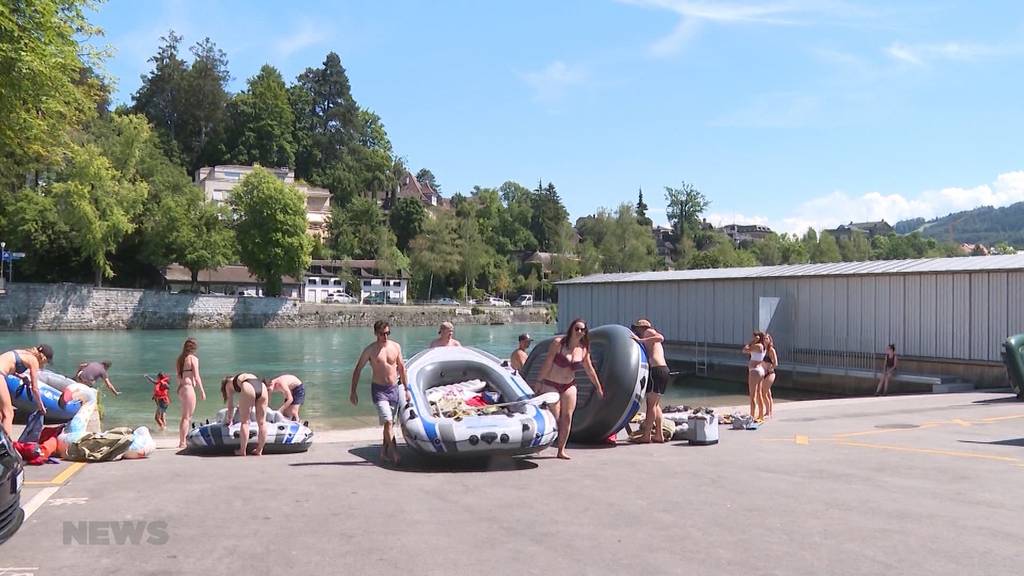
268,374,305,421
350,320,410,465
633,319,670,443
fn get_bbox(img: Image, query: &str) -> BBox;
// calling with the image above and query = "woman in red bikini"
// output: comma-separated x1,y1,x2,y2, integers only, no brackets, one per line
536,318,604,460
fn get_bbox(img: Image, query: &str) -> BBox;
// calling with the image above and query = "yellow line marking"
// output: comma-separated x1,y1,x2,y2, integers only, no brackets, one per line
795,435,809,445
49,462,86,485
951,419,972,427
838,441,1021,464
833,423,940,439
980,414,1024,423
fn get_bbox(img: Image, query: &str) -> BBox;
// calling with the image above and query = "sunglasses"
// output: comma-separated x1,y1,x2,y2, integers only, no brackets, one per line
378,331,390,336
573,326,587,333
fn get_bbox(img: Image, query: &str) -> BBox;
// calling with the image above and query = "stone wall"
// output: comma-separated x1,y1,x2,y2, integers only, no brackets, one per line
0,284,550,331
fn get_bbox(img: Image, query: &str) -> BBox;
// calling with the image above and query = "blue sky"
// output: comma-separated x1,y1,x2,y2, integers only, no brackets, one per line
91,0,1024,234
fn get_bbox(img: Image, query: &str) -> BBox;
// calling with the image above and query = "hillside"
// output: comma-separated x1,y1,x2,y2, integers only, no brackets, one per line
893,202,1024,247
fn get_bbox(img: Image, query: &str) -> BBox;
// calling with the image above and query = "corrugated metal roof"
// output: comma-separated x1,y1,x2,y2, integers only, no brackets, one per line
556,254,1024,285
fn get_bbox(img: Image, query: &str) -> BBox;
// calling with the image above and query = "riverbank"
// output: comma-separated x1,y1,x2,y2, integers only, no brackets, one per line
0,283,550,331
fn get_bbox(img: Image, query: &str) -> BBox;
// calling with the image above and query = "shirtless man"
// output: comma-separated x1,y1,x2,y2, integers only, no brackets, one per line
428,321,462,348
510,333,532,372
267,374,305,421
350,320,411,464
633,319,670,443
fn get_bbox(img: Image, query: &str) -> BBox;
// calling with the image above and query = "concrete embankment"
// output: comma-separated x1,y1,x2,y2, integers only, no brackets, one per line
0,283,550,330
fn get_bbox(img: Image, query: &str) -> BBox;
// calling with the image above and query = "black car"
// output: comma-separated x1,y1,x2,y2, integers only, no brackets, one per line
0,426,25,545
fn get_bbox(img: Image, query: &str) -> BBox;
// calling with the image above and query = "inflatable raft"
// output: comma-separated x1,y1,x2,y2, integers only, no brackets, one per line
399,346,558,459
186,408,313,454
1002,333,1024,400
520,324,648,443
5,370,82,423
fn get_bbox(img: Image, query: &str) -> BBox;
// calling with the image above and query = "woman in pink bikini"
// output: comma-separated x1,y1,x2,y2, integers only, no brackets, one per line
536,318,604,460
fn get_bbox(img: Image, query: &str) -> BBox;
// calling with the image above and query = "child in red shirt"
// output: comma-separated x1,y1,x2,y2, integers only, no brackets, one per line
146,373,171,430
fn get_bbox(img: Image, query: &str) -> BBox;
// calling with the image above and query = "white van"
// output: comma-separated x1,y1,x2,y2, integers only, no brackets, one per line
513,294,534,307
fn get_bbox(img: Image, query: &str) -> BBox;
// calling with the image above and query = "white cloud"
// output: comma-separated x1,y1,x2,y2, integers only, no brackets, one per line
772,170,1024,234
621,0,870,56
520,61,588,102
274,21,327,59
885,41,1009,67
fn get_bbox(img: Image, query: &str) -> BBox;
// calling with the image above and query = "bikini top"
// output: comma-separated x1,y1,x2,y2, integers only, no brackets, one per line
750,350,766,362
553,346,583,370
12,350,29,374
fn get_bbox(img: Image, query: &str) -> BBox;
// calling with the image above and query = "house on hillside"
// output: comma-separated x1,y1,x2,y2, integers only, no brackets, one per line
304,259,410,304
827,220,894,241
195,165,331,238
392,171,447,209
719,223,774,245
652,226,675,265
162,264,302,298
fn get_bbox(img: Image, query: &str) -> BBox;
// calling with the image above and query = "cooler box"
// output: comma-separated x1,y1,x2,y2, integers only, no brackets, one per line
686,414,718,445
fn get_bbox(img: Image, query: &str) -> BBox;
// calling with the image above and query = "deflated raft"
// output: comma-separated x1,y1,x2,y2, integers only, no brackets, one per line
520,324,648,443
400,346,557,459
186,408,314,454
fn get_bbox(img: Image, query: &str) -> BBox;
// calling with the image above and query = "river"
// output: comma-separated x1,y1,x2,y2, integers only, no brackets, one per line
0,324,814,435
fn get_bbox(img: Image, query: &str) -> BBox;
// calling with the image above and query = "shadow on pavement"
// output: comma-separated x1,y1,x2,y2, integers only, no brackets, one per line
959,438,1024,447
314,445,540,473
970,395,1020,405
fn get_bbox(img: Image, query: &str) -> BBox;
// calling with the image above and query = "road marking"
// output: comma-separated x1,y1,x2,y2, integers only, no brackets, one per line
795,435,809,445
49,462,86,485
21,487,60,520
980,414,1024,423
838,441,1022,464
47,497,88,506
833,423,939,439
950,419,972,427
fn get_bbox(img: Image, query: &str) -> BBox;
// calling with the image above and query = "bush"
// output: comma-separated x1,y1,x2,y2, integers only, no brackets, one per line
471,306,485,316
547,303,557,323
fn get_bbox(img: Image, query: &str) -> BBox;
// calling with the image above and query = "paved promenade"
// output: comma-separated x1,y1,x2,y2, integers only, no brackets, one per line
4,391,1022,576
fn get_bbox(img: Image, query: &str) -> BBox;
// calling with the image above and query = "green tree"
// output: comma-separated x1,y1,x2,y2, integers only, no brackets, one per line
230,167,313,296
148,190,235,289
293,51,360,178
812,232,842,263
838,230,872,262
457,214,493,296
327,196,385,259
636,188,652,227
388,196,427,252
50,142,148,285
180,37,231,171
409,212,461,301
225,64,295,168
131,31,188,161
416,168,439,191
0,0,105,188
665,181,710,240
753,234,782,266
530,181,569,252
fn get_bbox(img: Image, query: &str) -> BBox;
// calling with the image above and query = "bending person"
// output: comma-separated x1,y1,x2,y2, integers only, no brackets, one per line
536,318,604,460
222,373,268,456
267,374,304,421
75,360,121,396
176,338,206,450
0,345,52,437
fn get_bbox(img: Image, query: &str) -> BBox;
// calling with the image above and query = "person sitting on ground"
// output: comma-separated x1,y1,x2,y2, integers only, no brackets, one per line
0,344,52,437
267,374,305,421
146,373,171,431
632,319,670,443
875,344,897,396
221,372,268,456
350,320,411,465
76,360,121,396
742,332,767,422
510,333,532,373
536,318,605,460
429,321,462,348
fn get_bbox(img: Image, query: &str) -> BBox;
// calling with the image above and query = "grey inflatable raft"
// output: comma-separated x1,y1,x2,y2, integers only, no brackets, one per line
520,324,648,443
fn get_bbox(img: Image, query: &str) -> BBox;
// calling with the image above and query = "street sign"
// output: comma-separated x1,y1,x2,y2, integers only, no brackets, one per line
1,251,25,262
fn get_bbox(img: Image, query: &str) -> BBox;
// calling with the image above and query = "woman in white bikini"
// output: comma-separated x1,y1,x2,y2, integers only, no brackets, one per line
742,332,767,421
176,337,206,449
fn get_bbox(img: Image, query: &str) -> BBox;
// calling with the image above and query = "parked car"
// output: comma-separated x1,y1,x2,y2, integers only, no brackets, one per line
486,296,511,307
362,292,387,305
465,298,478,305
513,294,534,307
234,289,260,297
0,426,25,545
325,292,356,304
436,297,460,306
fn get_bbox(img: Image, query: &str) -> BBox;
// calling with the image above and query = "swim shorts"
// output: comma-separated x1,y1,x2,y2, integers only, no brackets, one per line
371,383,399,425
156,399,169,413
291,383,306,405
649,366,670,395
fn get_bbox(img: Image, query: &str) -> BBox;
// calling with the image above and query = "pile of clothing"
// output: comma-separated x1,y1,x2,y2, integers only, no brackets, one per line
426,380,504,419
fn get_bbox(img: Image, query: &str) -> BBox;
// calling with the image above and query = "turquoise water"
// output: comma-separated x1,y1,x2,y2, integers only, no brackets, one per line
1,325,824,434
0,324,557,432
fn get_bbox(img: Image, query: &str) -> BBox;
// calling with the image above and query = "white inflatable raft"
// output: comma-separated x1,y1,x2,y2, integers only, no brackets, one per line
186,408,313,454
